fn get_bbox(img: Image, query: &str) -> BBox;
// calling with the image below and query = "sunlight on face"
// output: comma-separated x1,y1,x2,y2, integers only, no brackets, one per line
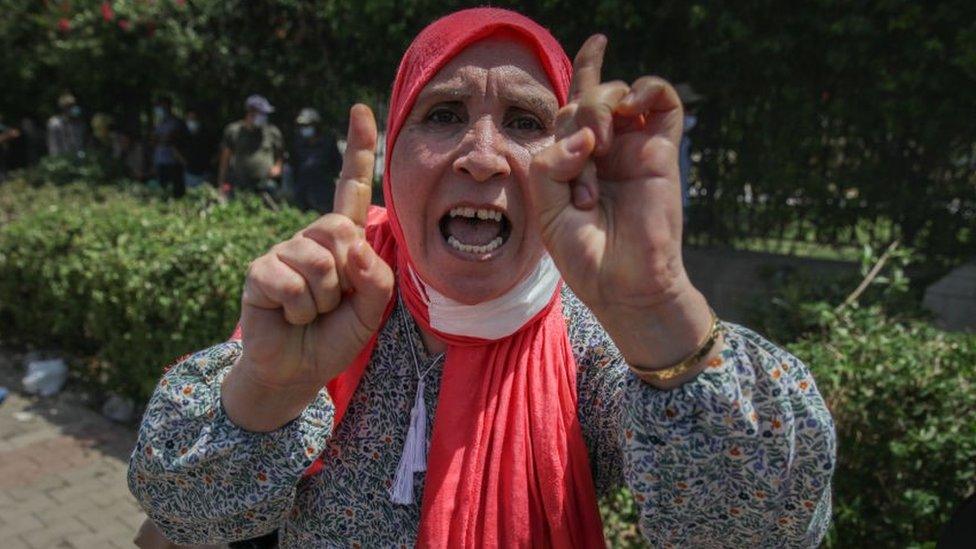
390,38,558,304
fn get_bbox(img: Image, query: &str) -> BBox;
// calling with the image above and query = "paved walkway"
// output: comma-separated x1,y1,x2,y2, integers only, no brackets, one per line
0,350,145,548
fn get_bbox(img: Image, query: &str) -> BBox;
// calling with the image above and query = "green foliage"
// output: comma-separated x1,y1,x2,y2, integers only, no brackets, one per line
793,306,976,546
18,153,128,187
744,241,923,343
743,265,858,344
600,486,647,548
744,244,976,546
0,177,315,400
2,1,973,265
663,1,976,265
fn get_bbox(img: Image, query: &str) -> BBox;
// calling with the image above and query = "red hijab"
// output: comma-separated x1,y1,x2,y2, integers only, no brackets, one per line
244,8,604,547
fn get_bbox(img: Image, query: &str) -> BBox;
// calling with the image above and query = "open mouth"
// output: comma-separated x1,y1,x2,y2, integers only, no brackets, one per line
438,206,512,255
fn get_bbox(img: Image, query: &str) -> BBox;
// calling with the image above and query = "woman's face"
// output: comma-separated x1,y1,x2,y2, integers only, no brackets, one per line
390,38,559,304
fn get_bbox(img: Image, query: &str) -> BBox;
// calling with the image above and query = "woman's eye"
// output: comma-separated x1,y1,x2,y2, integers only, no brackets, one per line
425,107,463,125
507,114,544,132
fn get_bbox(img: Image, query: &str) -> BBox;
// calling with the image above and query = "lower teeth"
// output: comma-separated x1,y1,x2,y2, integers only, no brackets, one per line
447,235,504,254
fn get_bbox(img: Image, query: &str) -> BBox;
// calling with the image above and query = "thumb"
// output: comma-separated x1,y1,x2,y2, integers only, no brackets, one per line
527,127,597,231
344,240,394,334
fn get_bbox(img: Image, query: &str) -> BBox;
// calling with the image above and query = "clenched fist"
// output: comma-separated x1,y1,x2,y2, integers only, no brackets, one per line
222,105,393,432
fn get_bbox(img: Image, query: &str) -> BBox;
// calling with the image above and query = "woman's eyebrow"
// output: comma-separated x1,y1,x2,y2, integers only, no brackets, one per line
415,81,474,106
414,80,557,121
499,90,557,121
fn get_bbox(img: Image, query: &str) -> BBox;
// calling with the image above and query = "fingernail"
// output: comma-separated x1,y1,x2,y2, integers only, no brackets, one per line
572,183,593,206
564,130,588,154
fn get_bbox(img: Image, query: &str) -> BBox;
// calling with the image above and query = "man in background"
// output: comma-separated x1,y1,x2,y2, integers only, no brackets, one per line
15,117,44,169
290,107,342,212
218,95,283,199
0,115,22,182
112,126,148,182
46,93,88,158
152,96,188,198
183,108,215,189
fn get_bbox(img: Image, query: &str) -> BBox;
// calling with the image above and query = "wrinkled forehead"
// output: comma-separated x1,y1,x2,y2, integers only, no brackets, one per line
413,37,559,116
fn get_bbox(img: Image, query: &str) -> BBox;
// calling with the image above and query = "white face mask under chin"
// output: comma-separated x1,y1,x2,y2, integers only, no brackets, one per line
408,255,560,340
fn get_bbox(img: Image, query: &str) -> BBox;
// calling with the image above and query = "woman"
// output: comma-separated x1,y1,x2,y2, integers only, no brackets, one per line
129,8,835,547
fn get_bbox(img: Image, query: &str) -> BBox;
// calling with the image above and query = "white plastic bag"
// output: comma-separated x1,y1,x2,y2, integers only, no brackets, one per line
22,358,68,397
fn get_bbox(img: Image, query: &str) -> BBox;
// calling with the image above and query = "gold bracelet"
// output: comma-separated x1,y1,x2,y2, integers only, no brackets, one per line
629,308,724,383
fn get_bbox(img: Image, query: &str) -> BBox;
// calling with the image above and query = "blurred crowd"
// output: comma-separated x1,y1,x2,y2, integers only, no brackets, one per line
0,86,708,215
0,92,369,213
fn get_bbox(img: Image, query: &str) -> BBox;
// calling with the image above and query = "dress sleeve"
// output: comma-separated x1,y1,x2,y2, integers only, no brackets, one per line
575,316,836,546
127,342,335,544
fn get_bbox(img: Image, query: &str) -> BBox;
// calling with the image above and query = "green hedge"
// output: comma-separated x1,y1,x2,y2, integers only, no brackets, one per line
0,177,314,399
1,173,973,546
739,259,975,546
792,305,976,547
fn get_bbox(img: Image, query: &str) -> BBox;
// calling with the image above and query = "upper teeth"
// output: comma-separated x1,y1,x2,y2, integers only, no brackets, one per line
449,207,502,222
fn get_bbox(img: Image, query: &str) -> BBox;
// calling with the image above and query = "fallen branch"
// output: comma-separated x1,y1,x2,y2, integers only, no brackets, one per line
835,239,901,313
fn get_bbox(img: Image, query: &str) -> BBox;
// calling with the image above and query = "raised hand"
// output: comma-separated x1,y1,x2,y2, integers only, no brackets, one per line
223,104,394,431
527,36,713,374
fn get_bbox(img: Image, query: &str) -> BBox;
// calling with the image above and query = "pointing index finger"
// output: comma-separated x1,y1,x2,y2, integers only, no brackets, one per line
334,104,377,227
568,34,608,102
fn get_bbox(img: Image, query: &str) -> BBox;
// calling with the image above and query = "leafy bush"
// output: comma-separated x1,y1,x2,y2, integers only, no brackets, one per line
742,245,975,546
0,178,315,400
18,153,128,187
742,242,924,344
600,487,646,548
794,305,976,547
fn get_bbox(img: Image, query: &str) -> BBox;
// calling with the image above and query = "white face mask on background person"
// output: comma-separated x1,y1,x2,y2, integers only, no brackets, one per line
68,105,82,117
153,106,165,120
253,113,268,127
299,126,315,139
186,120,200,134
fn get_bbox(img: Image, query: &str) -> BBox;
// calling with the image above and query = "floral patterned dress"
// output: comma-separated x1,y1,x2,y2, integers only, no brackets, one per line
127,287,835,547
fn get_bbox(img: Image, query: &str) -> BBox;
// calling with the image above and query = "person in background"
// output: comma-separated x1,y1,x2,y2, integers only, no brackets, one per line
0,115,22,182
46,93,87,158
217,95,284,199
152,96,188,198
16,118,44,169
183,108,215,189
675,82,703,217
91,112,114,156
112,126,149,182
290,107,342,212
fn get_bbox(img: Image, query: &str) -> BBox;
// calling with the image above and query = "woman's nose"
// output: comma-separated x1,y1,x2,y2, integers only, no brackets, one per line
453,118,511,182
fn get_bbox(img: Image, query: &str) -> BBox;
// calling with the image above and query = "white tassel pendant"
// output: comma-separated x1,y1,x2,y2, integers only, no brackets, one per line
390,377,429,505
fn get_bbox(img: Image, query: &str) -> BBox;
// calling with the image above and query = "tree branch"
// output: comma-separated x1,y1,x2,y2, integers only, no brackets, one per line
835,239,901,313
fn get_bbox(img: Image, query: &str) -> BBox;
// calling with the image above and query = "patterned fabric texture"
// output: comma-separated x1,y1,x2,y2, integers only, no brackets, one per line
128,287,836,547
